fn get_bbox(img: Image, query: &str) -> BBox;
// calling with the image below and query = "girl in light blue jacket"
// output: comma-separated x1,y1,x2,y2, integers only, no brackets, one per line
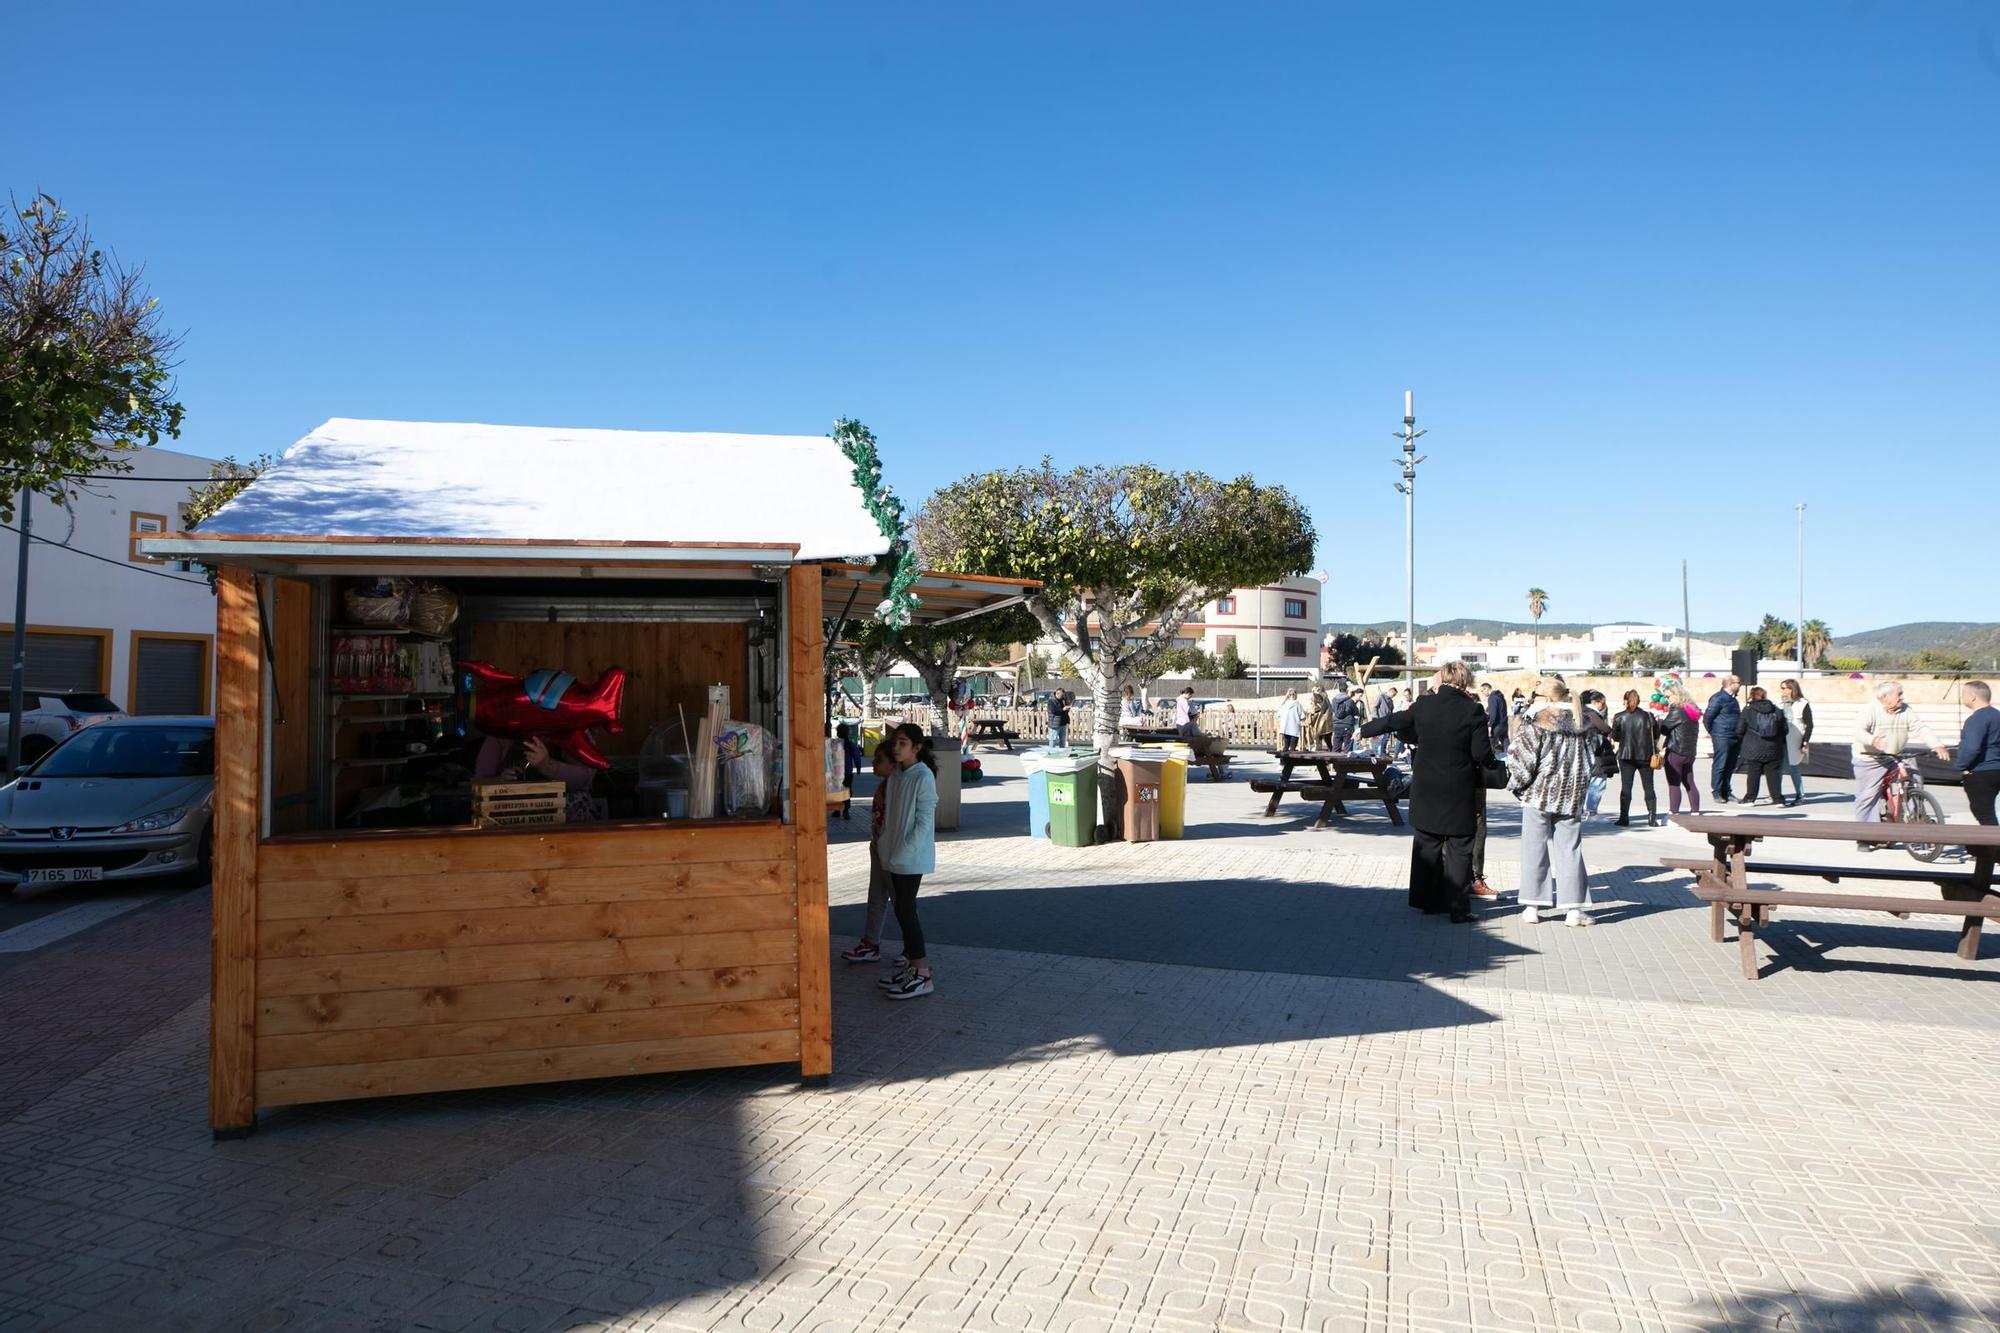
877,722,939,1000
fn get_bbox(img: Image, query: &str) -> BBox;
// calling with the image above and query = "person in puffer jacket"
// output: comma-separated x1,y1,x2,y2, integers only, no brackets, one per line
1507,681,1610,927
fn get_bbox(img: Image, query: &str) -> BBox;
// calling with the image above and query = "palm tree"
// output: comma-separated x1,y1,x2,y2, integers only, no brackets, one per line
1800,619,1831,668
1526,588,1549,671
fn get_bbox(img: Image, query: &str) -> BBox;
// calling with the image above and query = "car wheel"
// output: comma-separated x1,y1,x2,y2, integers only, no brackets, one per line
192,827,214,886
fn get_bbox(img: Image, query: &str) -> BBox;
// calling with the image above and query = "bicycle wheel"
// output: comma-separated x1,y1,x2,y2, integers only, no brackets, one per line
1900,788,1947,863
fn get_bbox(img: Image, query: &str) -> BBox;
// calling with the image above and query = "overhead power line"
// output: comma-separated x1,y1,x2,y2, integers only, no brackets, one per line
0,521,210,587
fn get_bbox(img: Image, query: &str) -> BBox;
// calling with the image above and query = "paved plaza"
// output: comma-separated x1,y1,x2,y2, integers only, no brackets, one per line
2,749,1997,1331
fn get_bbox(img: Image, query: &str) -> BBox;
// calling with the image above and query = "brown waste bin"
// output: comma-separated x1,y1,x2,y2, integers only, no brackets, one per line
1112,746,1167,842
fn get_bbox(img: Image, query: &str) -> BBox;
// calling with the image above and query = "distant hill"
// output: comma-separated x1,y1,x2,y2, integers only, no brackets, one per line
1318,617,2000,668
1836,622,2000,667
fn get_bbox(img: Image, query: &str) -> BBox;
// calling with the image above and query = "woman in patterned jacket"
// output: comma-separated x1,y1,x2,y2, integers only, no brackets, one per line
1507,680,1610,927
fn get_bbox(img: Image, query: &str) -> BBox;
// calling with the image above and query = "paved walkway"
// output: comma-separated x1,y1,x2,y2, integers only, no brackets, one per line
2,750,1997,1330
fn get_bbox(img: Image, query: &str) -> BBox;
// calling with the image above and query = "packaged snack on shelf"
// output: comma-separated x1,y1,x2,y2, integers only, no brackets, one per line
716,721,768,815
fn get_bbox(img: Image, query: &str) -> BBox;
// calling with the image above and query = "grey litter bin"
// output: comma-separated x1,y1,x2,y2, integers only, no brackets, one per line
932,735,963,831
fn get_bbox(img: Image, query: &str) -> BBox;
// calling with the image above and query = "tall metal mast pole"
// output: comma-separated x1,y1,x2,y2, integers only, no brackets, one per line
1392,390,1426,675
1795,503,1807,673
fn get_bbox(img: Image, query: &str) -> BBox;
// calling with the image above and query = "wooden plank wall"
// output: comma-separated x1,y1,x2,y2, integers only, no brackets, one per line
466,621,749,759
787,567,832,1078
250,823,800,1107
212,569,263,1132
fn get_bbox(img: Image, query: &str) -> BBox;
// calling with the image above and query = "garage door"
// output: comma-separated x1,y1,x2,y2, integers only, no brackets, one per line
132,638,207,716
22,632,105,693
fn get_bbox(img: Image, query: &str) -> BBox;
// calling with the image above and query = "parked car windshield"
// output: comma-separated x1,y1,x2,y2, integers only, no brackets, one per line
59,694,124,714
32,725,214,779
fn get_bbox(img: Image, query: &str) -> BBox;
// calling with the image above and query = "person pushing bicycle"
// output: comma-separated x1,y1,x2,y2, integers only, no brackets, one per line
1851,681,1952,851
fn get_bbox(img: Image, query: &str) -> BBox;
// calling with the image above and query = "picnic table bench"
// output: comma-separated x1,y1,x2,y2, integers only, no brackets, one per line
1664,814,2000,979
1250,750,1404,830
1118,724,1233,780
968,717,1023,751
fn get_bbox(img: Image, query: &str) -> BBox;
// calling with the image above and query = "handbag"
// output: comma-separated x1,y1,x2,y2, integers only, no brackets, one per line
1649,753,1664,770
1481,761,1509,790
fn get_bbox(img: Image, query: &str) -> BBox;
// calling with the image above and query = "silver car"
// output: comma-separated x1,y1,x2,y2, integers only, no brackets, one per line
0,717,214,891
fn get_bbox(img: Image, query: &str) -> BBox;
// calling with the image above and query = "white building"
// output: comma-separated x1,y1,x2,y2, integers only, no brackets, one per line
1,447,220,715
1197,576,1321,677
1418,623,1735,675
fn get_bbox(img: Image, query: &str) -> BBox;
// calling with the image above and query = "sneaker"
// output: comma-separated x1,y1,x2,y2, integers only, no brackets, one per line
878,963,916,988
885,971,934,1000
1521,905,1541,925
841,941,881,964
1565,909,1593,928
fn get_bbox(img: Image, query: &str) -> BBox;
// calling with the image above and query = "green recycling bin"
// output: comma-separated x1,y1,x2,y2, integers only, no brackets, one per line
1041,749,1100,847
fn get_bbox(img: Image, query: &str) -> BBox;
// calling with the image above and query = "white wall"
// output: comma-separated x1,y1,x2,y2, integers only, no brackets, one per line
1,447,219,712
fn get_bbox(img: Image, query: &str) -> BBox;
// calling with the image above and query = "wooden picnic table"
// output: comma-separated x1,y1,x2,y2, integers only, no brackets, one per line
1250,749,1404,830
1665,813,2000,978
968,717,1022,752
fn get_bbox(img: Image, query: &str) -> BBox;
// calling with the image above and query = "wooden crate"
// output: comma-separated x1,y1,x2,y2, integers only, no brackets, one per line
472,781,567,829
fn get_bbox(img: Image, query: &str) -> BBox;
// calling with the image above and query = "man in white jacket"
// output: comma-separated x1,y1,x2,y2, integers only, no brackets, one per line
1851,681,1952,850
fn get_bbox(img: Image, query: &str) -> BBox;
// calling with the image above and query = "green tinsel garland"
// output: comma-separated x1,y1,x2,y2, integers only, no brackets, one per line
832,418,921,632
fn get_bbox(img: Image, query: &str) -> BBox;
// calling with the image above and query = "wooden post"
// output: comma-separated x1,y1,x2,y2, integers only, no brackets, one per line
211,568,262,1135
787,564,831,1081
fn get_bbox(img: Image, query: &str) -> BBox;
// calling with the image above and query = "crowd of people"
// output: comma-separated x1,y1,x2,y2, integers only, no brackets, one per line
836,666,2000,975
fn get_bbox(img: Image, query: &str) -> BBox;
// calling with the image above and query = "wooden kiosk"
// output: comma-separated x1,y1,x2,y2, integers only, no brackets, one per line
146,419,1026,1136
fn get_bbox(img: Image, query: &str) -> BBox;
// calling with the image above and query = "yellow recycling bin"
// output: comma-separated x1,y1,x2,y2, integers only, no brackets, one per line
1161,744,1193,839
860,720,887,758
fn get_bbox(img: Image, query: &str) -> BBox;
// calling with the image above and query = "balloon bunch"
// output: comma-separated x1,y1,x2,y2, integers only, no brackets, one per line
1647,671,1685,718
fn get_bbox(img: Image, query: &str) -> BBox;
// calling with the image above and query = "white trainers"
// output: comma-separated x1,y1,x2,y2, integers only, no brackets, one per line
885,971,934,1000
1566,909,1593,928
1521,905,1541,924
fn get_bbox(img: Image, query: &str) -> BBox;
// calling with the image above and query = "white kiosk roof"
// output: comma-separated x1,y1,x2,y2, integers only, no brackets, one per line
144,418,893,571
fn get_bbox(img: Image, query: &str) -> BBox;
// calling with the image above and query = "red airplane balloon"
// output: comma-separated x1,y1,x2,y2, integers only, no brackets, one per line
460,661,626,770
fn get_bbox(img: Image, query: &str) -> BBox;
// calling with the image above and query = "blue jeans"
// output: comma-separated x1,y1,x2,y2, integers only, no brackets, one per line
1783,758,1804,802
1710,737,1740,797
1050,723,1068,748
1585,775,1608,816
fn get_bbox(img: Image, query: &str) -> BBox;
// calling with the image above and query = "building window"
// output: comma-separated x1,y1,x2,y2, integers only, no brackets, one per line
1283,636,1308,658
1214,634,1236,655
129,512,168,563
130,632,213,715
1283,598,1307,619
1216,596,1236,615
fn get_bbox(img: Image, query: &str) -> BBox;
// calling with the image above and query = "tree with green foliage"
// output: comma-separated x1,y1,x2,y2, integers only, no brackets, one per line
914,459,1315,748
1910,648,1973,674
850,607,1040,715
1525,588,1549,669
1023,649,1052,687
1,194,185,520
1637,647,1685,671
1824,656,1868,672
1799,619,1831,667
1755,613,1796,659
1737,631,1763,653
1216,640,1246,680
1613,638,1652,669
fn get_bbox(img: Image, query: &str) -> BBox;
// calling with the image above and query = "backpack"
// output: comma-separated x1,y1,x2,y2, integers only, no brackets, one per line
1748,706,1783,741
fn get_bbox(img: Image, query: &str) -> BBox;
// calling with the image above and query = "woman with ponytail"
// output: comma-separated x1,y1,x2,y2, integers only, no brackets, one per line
877,722,939,1000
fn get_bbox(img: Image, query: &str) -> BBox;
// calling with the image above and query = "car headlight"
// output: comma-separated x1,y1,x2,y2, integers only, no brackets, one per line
113,806,191,834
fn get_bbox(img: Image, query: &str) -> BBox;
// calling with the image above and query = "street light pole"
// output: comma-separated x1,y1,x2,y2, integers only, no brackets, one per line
7,489,31,775
1391,390,1427,676
1795,503,1807,674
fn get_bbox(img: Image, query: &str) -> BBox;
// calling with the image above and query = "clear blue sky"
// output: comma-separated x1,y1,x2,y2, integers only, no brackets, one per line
8,3,1996,636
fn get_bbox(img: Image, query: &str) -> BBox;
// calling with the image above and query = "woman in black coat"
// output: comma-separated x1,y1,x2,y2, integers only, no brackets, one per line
1735,685,1790,806
1358,661,1501,923
1609,690,1662,827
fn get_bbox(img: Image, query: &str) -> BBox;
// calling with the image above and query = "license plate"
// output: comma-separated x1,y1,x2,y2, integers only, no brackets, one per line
20,867,103,885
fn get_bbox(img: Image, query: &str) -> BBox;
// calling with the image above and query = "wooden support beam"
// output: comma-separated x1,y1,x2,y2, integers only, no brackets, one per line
212,568,262,1135
788,564,831,1080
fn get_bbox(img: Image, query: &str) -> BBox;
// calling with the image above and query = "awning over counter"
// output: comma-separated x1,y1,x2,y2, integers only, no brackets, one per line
820,563,1040,627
